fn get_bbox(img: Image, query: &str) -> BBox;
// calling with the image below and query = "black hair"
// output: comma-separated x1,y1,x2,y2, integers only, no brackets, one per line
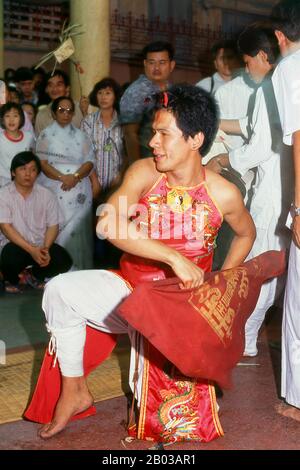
4,68,15,82
155,83,219,156
271,0,300,42
15,67,34,83
7,86,21,102
31,66,46,77
238,22,279,65
211,39,238,60
51,96,75,115
142,41,175,61
22,101,37,118
45,69,70,87
0,102,25,129
10,151,41,178
89,77,121,109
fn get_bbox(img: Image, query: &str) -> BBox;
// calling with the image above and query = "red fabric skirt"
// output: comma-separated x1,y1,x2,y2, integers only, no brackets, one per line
128,339,223,444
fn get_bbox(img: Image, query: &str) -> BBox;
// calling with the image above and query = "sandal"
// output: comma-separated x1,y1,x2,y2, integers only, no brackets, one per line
5,282,23,294
22,271,45,290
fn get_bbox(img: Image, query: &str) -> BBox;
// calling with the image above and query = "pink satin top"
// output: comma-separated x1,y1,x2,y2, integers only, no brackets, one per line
121,171,223,279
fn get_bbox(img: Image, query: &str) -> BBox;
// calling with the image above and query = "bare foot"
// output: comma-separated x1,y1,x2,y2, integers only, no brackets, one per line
275,402,300,422
38,379,93,439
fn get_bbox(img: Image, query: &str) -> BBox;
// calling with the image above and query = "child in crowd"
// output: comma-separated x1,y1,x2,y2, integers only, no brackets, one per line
0,102,35,187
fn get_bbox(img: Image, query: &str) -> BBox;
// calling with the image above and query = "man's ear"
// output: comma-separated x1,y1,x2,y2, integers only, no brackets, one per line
258,49,269,64
275,30,286,47
191,132,205,151
170,60,176,74
65,86,70,97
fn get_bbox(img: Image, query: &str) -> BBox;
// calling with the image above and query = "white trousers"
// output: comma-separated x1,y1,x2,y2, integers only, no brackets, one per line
244,277,283,355
42,270,144,402
281,240,300,407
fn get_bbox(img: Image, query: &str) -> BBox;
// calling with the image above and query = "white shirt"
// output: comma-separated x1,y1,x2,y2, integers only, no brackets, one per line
229,80,293,233
272,48,300,146
215,74,255,150
0,131,35,187
196,72,227,94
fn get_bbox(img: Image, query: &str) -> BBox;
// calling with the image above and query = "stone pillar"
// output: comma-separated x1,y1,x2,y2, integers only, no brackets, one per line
69,0,110,100
0,0,4,77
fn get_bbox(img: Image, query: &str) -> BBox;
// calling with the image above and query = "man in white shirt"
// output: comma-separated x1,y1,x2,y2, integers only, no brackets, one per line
196,40,241,94
271,0,300,422
0,151,72,292
207,23,293,357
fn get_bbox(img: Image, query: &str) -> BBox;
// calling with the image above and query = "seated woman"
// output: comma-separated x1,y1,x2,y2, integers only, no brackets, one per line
36,96,95,270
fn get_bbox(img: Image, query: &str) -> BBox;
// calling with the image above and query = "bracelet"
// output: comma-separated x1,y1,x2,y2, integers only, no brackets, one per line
74,172,81,181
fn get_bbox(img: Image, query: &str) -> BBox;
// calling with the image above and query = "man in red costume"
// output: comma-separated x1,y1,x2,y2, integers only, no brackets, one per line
32,84,256,440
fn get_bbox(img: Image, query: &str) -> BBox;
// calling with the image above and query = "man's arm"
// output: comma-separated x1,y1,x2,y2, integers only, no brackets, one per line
43,224,59,249
123,123,141,162
220,119,243,135
220,184,256,269
292,130,300,247
39,224,59,268
207,171,256,269
97,160,205,288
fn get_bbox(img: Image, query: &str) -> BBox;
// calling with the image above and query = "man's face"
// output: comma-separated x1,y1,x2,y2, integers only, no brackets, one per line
243,52,271,83
214,48,235,79
144,51,175,86
149,109,193,173
46,75,69,101
13,160,39,188
19,80,34,98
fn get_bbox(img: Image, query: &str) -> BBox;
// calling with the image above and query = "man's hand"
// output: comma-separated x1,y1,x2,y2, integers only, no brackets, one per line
30,246,50,267
292,216,300,248
206,153,230,175
169,253,205,290
60,174,78,191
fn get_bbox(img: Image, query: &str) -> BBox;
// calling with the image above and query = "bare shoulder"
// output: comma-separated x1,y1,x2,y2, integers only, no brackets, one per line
108,158,161,207
123,158,160,192
205,168,244,214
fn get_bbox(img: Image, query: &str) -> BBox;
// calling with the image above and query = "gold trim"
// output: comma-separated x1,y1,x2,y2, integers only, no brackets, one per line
208,382,224,437
165,179,205,191
137,338,150,439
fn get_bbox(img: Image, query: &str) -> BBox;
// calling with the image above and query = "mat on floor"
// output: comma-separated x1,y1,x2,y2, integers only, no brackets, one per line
0,345,130,425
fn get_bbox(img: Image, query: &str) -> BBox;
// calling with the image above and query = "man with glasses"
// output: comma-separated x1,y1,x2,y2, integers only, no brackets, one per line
120,41,176,162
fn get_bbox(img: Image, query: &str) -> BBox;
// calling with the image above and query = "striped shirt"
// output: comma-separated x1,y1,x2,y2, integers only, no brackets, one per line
80,110,124,190
0,182,63,253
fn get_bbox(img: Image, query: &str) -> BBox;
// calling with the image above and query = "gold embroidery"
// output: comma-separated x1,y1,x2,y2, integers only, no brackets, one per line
166,188,192,213
188,268,250,346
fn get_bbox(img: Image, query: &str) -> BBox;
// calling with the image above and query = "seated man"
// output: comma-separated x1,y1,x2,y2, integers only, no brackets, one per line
0,151,72,293
31,84,255,440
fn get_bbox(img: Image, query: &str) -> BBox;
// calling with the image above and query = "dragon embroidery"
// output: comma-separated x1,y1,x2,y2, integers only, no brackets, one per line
158,366,201,443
